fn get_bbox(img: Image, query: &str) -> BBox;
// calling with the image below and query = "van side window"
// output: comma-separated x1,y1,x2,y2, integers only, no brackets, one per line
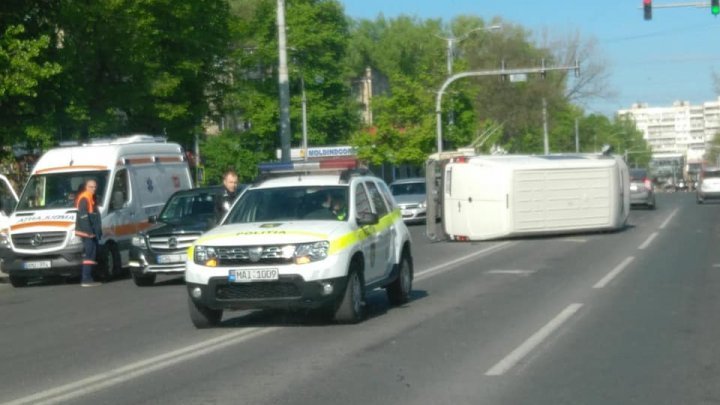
365,181,389,217
110,169,130,211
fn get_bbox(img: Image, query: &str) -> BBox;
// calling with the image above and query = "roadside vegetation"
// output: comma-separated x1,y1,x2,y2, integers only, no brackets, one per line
0,0,652,184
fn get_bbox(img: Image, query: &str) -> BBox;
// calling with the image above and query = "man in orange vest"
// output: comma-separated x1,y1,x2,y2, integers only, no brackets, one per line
75,179,103,287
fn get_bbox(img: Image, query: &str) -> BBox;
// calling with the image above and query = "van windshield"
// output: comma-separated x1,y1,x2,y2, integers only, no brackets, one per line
16,171,110,211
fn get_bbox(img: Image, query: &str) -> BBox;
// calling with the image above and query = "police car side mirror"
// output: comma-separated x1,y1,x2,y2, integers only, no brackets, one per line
148,215,158,224
356,212,379,226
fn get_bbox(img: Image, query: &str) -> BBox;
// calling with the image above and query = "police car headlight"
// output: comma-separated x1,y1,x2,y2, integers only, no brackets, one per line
194,246,218,266
294,241,329,264
131,235,147,248
419,200,427,209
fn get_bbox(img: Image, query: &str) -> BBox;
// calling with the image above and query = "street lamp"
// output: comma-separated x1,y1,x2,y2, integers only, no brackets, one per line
436,24,501,75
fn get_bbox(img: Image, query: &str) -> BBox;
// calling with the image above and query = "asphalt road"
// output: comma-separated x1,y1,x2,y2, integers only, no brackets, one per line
1,192,718,405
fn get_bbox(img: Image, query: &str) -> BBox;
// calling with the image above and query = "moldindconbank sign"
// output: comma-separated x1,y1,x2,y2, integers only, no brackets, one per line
276,146,356,160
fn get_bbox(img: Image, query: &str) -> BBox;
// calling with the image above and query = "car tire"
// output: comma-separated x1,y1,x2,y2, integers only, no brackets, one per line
697,198,704,204
132,272,156,287
334,266,365,324
96,243,122,282
387,252,413,305
9,274,28,288
188,296,222,328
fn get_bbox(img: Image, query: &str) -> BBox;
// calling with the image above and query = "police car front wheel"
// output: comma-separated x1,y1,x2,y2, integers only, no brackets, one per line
188,296,223,328
334,268,365,324
387,253,413,305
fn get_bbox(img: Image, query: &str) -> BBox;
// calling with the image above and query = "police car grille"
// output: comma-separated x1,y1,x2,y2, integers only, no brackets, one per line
149,234,200,252
400,203,420,209
12,231,67,249
214,246,293,266
215,282,301,300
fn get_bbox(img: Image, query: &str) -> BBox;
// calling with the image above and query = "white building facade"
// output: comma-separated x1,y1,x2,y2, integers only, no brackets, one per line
618,97,720,155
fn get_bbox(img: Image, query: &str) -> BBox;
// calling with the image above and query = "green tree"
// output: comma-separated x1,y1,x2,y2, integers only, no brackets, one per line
201,130,263,184
219,0,358,172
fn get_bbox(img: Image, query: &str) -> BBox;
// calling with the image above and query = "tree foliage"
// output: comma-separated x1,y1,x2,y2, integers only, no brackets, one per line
0,0,642,182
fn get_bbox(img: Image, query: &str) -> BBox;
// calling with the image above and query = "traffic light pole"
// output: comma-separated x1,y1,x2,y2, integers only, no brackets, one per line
434,62,580,156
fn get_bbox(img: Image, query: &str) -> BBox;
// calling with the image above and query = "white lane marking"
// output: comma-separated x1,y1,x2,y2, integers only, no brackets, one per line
560,238,587,243
4,242,517,404
638,232,658,250
487,270,535,275
593,256,635,289
4,327,279,405
415,241,515,281
713,264,720,268
485,303,583,376
659,208,678,229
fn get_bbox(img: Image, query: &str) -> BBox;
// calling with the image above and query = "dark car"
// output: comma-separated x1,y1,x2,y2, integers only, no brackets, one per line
129,186,227,286
629,168,656,209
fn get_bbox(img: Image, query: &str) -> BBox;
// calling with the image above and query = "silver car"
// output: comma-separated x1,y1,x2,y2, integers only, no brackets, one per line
629,168,656,209
697,167,720,204
390,178,428,223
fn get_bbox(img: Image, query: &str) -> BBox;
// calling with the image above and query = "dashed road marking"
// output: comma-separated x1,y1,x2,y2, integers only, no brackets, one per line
638,232,658,250
485,303,583,376
593,256,635,289
659,208,678,230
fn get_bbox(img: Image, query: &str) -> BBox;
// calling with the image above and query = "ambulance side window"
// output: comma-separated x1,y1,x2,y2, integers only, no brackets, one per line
110,169,130,211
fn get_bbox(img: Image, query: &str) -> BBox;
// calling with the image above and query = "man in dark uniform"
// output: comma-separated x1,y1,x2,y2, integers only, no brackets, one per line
215,169,239,221
75,179,102,287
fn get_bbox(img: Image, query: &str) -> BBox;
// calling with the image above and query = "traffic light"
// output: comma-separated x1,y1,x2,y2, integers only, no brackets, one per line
712,0,720,16
643,0,652,20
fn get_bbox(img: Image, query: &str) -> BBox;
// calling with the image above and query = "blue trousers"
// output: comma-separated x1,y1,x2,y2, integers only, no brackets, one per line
81,237,98,283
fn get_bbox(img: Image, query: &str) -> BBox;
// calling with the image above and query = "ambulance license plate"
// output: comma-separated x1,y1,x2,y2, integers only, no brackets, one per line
23,260,52,269
228,268,279,283
630,184,638,191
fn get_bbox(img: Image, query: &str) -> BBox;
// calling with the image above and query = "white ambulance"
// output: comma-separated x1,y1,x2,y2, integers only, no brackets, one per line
0,135,192,287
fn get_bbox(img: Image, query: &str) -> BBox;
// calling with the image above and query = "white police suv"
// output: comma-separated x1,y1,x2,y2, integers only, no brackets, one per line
185,158,413,328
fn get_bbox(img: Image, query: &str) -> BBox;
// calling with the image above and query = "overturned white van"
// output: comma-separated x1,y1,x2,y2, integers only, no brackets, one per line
427,153,630,241
0,135,192,287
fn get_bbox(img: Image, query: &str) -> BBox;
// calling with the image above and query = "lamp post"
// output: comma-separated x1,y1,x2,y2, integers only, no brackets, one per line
437,25,501,75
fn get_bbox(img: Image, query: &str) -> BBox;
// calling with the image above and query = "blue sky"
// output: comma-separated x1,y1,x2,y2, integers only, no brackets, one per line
339,0,720,116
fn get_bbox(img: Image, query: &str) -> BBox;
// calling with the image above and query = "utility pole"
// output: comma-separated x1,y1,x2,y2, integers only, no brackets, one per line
542,98,549,154
276,0,291,163
301,76,308,161
575,118,580,153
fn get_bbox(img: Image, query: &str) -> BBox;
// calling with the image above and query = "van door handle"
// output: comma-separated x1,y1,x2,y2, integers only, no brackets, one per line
468,197,473,203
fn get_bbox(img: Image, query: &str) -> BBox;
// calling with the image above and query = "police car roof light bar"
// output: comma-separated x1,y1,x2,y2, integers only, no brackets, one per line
258,157,358,173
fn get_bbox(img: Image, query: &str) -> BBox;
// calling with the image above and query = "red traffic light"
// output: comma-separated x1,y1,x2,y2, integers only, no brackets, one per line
643,0,652,20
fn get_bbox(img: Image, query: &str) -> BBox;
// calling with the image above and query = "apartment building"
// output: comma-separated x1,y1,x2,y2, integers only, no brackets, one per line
618,97,720,154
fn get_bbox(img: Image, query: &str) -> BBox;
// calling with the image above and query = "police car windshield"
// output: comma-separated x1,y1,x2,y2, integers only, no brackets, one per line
16,171,110,211
159,191,218,225
225,186,349,224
